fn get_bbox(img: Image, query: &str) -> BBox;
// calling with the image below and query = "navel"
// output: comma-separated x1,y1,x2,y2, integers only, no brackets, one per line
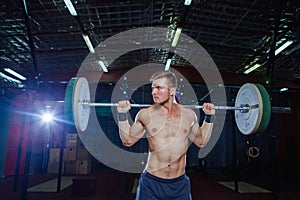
183,129,188,134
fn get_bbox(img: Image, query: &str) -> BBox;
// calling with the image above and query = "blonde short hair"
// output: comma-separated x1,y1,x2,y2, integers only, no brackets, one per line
150,71,178,88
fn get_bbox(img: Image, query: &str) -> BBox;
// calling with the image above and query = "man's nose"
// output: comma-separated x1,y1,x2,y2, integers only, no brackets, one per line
152,88,157,95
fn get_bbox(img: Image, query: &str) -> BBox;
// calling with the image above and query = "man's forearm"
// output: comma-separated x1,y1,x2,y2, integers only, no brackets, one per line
200,122,213,146
118,120,132,146
195,119,214,148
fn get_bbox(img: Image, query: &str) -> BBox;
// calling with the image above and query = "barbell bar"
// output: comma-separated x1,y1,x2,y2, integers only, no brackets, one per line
77,101,289,113
81,101,257,111
64,77,289,135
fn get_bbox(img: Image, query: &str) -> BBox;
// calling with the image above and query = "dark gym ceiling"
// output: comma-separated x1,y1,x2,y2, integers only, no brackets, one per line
1,0,300,96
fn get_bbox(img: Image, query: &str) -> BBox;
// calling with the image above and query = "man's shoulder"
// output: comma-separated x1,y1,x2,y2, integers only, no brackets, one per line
137,107,150,118
180,105,195,114
180,105,197,121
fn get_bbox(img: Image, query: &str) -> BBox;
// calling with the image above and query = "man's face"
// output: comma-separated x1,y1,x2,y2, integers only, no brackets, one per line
151,78,175,104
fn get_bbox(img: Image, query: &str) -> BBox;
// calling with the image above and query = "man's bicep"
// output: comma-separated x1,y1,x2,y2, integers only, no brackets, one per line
130,120,145,138
188,111,200,141
131,109,148,137
189,122,200,141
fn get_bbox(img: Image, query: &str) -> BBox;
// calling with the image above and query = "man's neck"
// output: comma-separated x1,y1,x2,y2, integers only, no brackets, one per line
161,101,179,115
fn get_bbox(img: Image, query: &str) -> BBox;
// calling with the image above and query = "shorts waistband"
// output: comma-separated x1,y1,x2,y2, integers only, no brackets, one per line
143,171,186,183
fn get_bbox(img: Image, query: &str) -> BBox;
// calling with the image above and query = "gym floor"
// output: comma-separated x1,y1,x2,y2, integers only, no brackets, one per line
1,170,299,200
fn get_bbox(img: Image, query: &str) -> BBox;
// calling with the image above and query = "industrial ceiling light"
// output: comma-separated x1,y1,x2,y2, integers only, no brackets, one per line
82,34,95,53
98,60,108,72
4,68,26,80
165,58,172,71
244,40,293,75
243,63,261,74
184,0,192,6
171,27,182,47
63,0,78,16
275,40,293,56
280,87,288,92
0,72,22,84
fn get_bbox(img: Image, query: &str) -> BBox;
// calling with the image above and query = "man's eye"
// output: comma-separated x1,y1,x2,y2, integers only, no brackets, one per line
152,87,160,90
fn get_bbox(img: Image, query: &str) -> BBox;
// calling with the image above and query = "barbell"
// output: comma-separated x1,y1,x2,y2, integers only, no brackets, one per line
64,77,290,135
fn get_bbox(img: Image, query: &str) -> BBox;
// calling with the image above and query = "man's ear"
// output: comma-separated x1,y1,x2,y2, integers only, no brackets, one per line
169,87,176,96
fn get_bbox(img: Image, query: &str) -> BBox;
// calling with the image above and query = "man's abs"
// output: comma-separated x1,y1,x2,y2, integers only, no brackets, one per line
146,151,186,179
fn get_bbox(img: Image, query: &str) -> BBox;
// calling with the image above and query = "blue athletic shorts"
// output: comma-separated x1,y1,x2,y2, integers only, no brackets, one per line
135,171,192,200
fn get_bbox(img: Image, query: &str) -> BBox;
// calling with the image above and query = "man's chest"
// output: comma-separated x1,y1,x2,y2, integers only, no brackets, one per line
146,114,192,138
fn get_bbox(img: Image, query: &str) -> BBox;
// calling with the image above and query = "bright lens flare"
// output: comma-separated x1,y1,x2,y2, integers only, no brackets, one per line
42,113,53,122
